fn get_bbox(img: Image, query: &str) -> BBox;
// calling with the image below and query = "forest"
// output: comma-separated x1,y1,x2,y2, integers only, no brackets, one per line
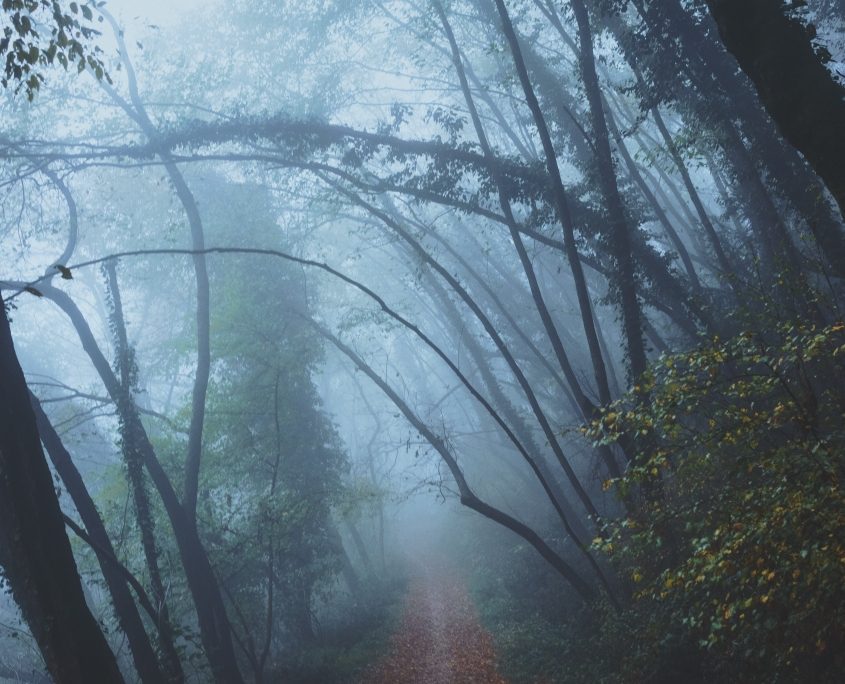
0,0,843,682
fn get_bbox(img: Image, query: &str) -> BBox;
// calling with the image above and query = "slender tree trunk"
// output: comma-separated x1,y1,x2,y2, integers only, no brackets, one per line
101,9,211,525
40,284,243,684
354,380,388,574
331,525,362,596
0,292,124,683
650,107,733,276
604,103,703,290
568,0,648,378
314,320,602,604
421,223,583,415
346,191,602,521
628,0,807,278
30,394,167,684
421,266,596,541
344,520,375,577
484,0,616,402
104,262,185,683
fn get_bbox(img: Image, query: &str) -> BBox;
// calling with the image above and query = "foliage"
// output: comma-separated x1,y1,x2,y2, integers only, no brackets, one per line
464,516,600,683
189,186,349,649
585,320,845,681
278,576,403,683
0,0,106,98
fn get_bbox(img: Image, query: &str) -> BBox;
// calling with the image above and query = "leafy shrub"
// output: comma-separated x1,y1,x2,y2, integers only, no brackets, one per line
585,321,845,681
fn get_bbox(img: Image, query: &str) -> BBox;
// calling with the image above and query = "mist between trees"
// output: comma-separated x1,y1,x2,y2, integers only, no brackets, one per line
0,1,844,682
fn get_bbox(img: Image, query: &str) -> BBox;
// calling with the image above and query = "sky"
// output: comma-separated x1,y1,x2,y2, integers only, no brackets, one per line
103,0,209,29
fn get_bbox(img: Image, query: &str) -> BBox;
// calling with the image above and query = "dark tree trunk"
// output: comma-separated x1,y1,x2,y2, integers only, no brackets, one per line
705,0,845,221
101,9,212,525
289,583,316,644
41,284,244,684
104,261,185,683
420,265,600,536
626,0,805,276
0,293,124,683
30,393,167,684
314,321,601,605
683,4,845,277
331,525,361,595
569,0,648,379
485,0,616,406
604,102,704,290
344,520,375,577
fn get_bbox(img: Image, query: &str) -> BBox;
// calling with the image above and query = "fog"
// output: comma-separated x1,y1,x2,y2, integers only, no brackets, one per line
1,1,844,683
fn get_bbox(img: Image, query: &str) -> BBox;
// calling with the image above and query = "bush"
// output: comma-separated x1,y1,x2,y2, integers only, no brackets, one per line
585,321,845,681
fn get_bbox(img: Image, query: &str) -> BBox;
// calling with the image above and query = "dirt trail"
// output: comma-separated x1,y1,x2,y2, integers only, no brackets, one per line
363,561,508,684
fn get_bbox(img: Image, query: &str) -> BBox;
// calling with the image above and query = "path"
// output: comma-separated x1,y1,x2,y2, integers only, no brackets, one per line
363,561,508,684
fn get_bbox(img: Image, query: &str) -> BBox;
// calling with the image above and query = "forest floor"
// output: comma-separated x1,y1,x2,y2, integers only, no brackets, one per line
361,559,508,684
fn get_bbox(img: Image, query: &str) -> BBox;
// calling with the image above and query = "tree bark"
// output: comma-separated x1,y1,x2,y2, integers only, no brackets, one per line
40,284,243,684
103,261,185,683
101,8,211,526
30,393,167,684
706,0,845,221
568,0,649,379
0,292,124,683
484,0,617,400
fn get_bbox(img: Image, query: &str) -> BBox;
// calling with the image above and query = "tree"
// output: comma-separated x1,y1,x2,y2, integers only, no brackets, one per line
0,0,106,98
1,0,843,679
0,2,127,681
0,293,124,682
587,319,845,681
705,0,845,221
30,392,168,684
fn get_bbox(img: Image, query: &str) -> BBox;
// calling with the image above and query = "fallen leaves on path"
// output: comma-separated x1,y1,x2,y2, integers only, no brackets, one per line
363,561,508,683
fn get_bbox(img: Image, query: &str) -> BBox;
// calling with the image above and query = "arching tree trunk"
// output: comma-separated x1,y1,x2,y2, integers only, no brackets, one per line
568,0,649,379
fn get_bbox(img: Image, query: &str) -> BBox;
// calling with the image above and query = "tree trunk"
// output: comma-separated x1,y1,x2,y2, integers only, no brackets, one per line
30,393,167,684
569,0,649,379
314,320,601,604
41,284,244,684
344,520,375,577
0,293,124,683
706,0,845,221
104,261,185,683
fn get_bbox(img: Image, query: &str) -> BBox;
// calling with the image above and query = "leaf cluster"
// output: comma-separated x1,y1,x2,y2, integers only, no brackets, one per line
0,0,107,98
585,320,845,681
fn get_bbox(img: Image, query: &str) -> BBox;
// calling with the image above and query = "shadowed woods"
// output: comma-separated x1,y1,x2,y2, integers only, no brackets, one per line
0,0,843,682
